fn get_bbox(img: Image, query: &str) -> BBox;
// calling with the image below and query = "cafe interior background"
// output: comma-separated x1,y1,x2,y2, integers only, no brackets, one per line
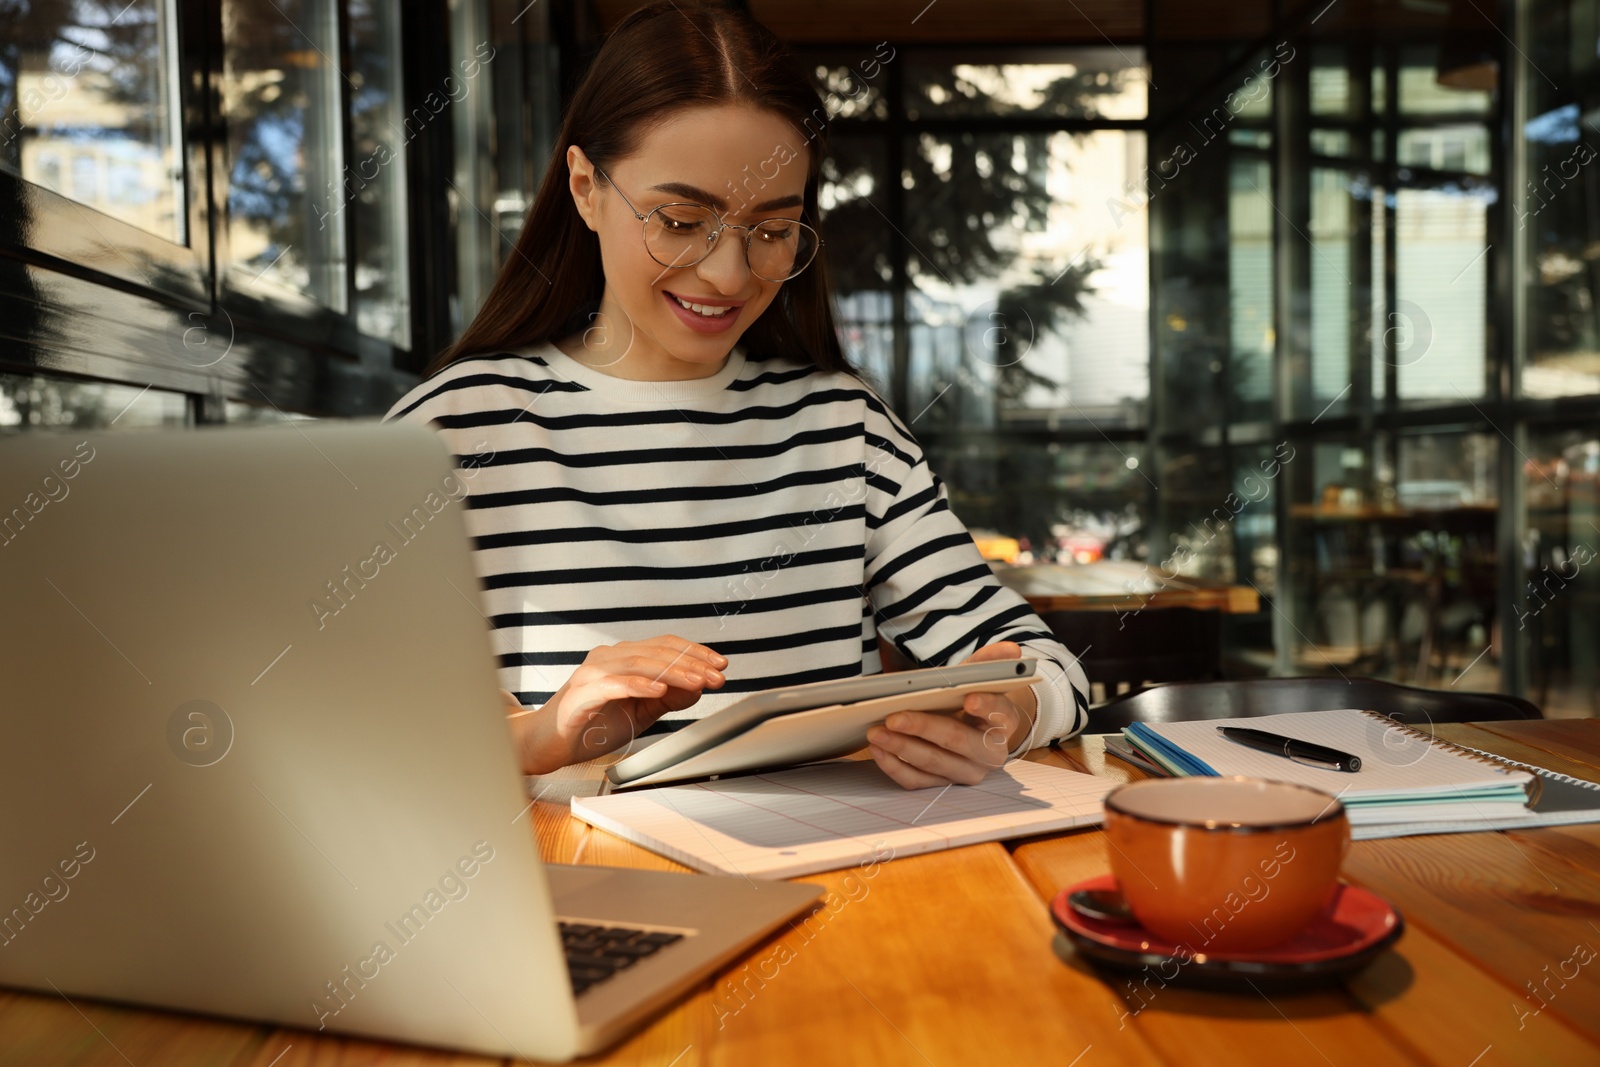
1,0,1596,720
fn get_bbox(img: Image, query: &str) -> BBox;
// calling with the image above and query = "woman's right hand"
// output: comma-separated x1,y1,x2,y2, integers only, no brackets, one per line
506,635,727,775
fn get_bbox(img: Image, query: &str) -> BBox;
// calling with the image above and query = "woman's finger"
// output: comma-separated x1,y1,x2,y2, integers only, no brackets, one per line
647,634,728,670
868,725,990,785
883,707,1015,767
612,654,719,690
961,693,1023,754
868,743,950,790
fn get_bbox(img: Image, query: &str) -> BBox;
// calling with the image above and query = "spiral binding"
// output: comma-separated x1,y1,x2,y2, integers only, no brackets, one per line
1459,746,1600,792
1352,709,1577,806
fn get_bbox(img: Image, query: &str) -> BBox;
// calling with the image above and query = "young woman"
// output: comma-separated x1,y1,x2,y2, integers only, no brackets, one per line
386,2,1089,789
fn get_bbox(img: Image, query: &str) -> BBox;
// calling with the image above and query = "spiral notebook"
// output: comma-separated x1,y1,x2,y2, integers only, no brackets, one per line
1123,709,1543,831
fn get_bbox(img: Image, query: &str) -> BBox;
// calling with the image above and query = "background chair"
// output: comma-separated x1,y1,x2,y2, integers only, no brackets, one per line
1084,676,1542,733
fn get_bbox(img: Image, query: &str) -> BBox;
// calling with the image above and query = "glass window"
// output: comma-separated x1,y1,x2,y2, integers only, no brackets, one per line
1229,157,1273,423
1310,129,1352,157
1309,168,1355,415
903,129,1149,431
451,0,541,339
926,439,1149,567
1310,51,1350,116
820,134,894,390
1396,124,1490,175
1394,187,1489,402
907,48,1147,121
1399,46,1492,116
222,0,347,309
1153,129,1229,437
1523,427,1600,717
1369,184,1388,404
0,0,186,242
1281,430,1497,683
1156,445,1237,583
0,374,189,432
348,0,411,348
1231,442,1286,596
807,51,892,121
1521,4,1600,399
1398,431,1497,507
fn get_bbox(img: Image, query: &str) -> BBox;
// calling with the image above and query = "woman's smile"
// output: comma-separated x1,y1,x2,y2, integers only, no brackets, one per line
663,290,746,333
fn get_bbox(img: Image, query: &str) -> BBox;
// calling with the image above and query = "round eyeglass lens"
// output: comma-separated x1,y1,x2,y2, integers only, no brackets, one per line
641,205,818,281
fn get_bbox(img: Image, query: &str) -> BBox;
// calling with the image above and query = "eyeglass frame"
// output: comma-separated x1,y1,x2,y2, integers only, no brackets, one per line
592,164,822,282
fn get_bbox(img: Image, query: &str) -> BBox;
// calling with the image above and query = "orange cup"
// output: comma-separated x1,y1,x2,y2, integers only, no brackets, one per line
1102,776,1350,953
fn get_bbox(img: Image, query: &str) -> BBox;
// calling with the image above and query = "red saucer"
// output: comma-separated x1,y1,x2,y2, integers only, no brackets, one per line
1050,874,1403,990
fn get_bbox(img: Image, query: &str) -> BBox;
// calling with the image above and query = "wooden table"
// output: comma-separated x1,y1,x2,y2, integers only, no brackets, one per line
993,560,1260,615
5,720,1599,1066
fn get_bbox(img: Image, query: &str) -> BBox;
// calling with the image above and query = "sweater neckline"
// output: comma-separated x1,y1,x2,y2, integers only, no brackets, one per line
529,342,748,402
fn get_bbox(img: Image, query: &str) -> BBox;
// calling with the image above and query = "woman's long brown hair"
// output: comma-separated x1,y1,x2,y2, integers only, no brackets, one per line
426,1,849,377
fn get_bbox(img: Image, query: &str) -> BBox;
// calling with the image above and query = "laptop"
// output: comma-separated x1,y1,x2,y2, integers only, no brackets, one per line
0,422,822,1060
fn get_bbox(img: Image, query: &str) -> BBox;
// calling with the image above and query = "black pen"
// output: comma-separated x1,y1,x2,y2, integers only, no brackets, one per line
1216,726,1363,773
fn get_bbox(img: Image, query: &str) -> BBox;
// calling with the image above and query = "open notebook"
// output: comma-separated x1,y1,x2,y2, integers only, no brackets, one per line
1124,709,1538,830
571,759,1113,879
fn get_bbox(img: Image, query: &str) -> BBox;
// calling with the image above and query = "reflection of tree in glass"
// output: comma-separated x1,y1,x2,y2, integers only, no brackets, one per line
346,0,406,344
224,1,314,257
914,62,1141,120
222,0,397,311
820,65,1130,416
223,0,354,304
815,64,1139,555
0,0,167,169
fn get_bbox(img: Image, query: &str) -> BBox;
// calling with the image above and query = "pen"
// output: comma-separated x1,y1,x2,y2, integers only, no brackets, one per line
1216,726,1363,773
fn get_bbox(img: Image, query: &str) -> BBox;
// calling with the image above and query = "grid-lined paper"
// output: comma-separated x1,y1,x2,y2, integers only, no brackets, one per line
570,759,1113,879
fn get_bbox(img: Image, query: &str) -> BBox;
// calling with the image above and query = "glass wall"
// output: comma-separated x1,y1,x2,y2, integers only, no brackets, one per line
1144,0,1599,715
1521,0,1600,716
809,45,1151,566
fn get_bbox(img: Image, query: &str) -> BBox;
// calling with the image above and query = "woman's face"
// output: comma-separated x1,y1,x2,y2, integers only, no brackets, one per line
567,104,810,377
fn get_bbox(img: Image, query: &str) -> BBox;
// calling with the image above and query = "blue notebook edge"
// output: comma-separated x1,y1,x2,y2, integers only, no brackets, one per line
1126,722,1219,777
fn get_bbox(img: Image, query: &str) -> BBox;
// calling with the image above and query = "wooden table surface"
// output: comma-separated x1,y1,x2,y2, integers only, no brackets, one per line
4,720,1599,1066
992,560,1261,615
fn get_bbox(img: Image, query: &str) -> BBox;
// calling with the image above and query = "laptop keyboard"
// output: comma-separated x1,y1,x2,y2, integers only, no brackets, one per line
558,921,684,996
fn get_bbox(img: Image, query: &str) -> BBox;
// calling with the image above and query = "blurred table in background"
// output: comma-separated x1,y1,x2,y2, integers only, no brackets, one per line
992,560,1260,615
992,561,1260,701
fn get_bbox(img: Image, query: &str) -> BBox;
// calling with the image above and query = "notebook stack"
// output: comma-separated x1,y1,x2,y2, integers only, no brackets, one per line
1116,709,1600,840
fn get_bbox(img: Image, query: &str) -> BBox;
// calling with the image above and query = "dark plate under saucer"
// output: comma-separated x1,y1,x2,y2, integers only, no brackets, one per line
1049,874,1405,993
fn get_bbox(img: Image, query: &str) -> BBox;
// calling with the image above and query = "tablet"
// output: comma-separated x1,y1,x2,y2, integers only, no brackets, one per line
605,659,1041,790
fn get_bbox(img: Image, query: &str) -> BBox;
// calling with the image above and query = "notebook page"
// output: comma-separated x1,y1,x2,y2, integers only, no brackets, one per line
571,759,1112,880
1144,710,1533,802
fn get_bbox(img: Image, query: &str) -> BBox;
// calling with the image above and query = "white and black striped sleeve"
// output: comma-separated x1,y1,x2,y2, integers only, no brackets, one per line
859,396,1090,744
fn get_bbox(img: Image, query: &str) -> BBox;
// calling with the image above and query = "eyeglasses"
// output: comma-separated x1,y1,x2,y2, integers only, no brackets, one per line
595,165,821,283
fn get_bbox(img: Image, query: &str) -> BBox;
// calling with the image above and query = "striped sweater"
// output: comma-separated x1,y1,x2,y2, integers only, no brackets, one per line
384,343,1089,743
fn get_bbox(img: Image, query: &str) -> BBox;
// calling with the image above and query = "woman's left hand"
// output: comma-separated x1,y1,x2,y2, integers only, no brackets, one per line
864,641,1040,789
